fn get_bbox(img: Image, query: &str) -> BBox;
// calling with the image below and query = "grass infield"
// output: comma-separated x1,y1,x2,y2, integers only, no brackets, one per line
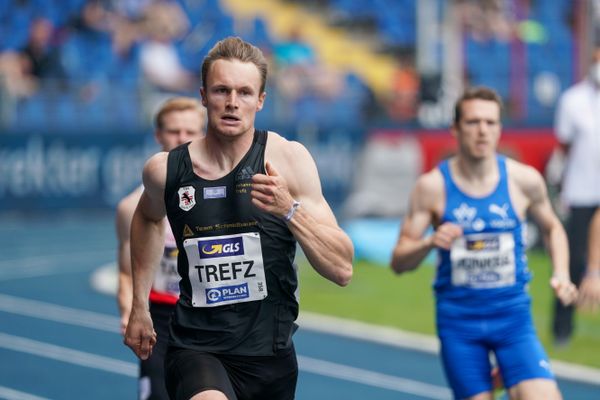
298,249,600,369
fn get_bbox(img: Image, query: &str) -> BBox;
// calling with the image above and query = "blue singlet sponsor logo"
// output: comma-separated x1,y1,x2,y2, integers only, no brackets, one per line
206,283,249,304
466,237,499,251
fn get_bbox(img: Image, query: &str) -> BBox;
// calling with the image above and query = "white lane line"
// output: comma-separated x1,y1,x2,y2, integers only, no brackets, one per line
299,311,439,353
0,386,50,400
0,333,137,377
298,311,600,385
0,294,119,333
0,250,112,281
298,355,451,399
89,262,118,296
4,289,600,388
0,331,448,398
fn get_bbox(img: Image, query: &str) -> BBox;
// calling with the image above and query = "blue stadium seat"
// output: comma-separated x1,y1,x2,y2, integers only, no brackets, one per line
14,94,47,129
465,38,510,99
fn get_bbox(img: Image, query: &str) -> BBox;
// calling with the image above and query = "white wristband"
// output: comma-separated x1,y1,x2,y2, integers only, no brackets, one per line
586,269,600,278
284,200,301,222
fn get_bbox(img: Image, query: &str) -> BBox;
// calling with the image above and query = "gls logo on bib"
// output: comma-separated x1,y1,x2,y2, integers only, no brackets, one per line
198,237,244,259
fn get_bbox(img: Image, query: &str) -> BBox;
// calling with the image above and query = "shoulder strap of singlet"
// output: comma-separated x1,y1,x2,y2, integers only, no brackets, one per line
165,142,192,202
255,129,267,145
495,154,510,196
242,130,268,174
438,158,455,196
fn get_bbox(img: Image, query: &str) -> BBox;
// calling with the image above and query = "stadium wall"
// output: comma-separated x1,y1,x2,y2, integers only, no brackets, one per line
0,129,363,212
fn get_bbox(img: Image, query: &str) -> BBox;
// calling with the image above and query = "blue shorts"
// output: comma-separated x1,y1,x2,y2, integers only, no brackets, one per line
436,304,554,399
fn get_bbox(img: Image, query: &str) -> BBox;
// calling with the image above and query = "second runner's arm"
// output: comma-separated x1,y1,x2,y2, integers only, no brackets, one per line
579,209,600,311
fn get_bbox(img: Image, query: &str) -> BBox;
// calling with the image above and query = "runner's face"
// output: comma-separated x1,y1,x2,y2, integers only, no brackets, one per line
453,99,501,160
155,109,205,152
201,59,265,138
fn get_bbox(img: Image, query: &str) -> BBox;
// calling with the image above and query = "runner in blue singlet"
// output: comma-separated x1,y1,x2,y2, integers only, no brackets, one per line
391,86,578,400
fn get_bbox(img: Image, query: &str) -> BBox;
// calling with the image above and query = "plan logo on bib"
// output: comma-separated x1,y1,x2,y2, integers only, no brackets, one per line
178,186,196,211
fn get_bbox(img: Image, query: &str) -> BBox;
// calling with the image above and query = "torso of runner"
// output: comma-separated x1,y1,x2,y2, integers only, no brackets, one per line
434,155,531,312
164,130,299,355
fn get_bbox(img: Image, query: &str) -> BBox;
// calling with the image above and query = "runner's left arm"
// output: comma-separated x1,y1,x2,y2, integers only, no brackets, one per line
524,166,577,305
251,141,353,286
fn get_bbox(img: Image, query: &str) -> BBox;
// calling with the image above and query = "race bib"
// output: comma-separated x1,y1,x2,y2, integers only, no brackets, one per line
450,232,516,289
153,245,180,295
183,232,267,307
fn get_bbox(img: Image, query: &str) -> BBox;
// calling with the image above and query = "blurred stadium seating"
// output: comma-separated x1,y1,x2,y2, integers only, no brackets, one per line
0,0,591,134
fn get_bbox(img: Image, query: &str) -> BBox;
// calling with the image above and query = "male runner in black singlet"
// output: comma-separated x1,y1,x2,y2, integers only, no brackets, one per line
124,36,354,400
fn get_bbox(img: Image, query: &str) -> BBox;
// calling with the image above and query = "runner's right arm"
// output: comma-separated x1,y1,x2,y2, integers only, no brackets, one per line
391,171,462,273
115,192,137,335
124,152,168,360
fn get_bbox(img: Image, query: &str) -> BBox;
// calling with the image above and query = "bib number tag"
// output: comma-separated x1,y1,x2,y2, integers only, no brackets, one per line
184,232,267,307
450,232,516,289
153,246,180,295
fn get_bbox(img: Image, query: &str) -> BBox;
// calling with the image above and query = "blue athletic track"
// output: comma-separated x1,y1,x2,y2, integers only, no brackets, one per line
0,213,598,399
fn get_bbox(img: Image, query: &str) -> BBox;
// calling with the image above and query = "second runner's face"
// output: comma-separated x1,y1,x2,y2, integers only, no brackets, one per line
201,59,265,139
156,109,205,152
453,99,501,160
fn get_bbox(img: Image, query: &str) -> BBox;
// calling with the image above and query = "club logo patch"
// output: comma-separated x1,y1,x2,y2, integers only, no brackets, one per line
178,186,196,211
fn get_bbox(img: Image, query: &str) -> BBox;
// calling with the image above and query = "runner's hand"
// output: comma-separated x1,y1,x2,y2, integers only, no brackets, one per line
120,311,130,336
251,161,295,219
577,274,600,312
124,308,156,360
431,222,463,250
550,277,578,306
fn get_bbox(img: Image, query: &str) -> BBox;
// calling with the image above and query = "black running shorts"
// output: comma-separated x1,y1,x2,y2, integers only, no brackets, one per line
139,302,174,400
164,344,298,400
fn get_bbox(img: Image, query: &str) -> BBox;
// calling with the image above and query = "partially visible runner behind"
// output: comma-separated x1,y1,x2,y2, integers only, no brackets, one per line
391,86,578,400
579,207,600,312
124,36,354,400
552,45,600,346
116,97,206,399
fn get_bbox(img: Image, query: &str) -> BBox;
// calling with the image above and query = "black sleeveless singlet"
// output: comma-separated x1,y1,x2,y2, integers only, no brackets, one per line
164,130,299,355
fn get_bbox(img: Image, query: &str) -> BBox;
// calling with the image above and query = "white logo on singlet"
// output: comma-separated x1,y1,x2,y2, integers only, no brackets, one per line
489,203,517,229
453,203,486,231
489,203,509,219
178,186,196,211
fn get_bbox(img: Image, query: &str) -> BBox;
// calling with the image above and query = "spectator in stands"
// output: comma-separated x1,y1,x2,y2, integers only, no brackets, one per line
0,51,37,98
0,17,64,98
137,0,197,116
274,26,343,101
69,0,114,37
455,0,514,42
21,18,67,86
552,44,600,347
386,54,420,121
138,0,195,94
